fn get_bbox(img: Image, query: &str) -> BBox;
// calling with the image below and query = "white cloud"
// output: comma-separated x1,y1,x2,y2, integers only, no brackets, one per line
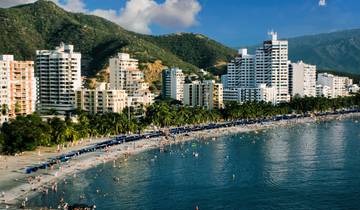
319,0,326,7
0,0,36,8
0,0,202,34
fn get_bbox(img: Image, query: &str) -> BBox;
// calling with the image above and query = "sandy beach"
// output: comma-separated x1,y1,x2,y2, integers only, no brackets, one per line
1,112,359,208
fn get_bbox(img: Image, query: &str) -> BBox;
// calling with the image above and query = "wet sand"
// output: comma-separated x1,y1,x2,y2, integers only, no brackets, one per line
0,113,359,208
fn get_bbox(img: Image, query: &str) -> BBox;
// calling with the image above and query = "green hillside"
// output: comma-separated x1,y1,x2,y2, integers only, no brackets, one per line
143,33,236,71
0,0,235,78
288,29,360,75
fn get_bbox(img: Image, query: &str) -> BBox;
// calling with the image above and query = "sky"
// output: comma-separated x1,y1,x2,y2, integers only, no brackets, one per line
1,0,360,46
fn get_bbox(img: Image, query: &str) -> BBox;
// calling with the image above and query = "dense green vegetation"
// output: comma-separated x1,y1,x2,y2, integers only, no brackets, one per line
0,0,235,78
1,95,360,155
143,33,236,73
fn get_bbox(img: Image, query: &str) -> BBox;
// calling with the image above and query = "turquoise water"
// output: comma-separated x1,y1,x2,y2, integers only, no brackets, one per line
28,119,360,210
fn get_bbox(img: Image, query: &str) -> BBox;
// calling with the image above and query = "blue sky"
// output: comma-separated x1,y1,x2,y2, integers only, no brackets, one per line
4,0,360,46
81,0,360,46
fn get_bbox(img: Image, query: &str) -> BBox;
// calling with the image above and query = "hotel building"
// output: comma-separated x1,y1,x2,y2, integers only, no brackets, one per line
227,48,255,88
255,32,290,103
36,43,81,114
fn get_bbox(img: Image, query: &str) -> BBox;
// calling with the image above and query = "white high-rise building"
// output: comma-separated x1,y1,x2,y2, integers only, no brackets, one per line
227,49,255,88
289,61,317,97
255,32,290,103
227,48,255,88
109,53,139,90
36,43,81,114
161,68,185,101
317,73,352,98
109,53,154,109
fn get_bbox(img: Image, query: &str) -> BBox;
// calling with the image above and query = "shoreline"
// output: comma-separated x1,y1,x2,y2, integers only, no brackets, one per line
1,112,360,208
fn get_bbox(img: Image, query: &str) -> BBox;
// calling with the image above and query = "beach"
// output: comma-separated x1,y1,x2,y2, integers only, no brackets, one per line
1,112,359,208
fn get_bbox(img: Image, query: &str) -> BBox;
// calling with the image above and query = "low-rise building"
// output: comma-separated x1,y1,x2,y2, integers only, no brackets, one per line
317,73,352,98
75,83,128,114
348,84,360,94
223,84,276,104
316,84,331,98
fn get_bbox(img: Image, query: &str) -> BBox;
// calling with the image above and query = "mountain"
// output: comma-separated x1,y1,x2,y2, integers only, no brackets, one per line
288,29,360,75
244,29,360,75
0,0,235,80
143,33,236,71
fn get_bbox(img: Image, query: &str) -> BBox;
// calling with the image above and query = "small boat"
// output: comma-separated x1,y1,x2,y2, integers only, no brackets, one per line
193,152,199,157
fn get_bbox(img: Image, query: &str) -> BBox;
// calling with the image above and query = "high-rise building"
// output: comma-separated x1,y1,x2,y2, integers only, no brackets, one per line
255,32,290,103
75,83,128,114
0,56,11,123
227,48,255,88
109,53,154,109
161,68,185,101
184,80,223,110
317,73,352,98
289,61,317,97
0,55,36,121
109,53,139,90
36,43,81,114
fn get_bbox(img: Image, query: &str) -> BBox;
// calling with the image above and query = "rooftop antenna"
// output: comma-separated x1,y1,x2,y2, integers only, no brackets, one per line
268,30,278,41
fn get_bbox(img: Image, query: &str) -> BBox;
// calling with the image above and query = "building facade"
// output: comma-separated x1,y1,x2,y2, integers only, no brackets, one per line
289,61,316,97
109,53,154,109
0,55,36,121
75,83,128,114
109,53,139,90
226,48,255,88
161,68,185,101
184,80,223,110
255,32,290,103
316,84,331,98
223,84,276,104
317,73,352,98
36,43,81,114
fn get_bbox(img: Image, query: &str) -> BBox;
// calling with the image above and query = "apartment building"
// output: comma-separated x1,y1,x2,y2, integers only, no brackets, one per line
184,80,223,110
0,55,36,121
289,61,317,97
36,43,81,114
317,73,352,98
161,67,185,101
75,83,128,114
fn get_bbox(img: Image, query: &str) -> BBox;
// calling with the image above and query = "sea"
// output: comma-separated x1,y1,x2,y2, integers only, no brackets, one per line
27,118,360,210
